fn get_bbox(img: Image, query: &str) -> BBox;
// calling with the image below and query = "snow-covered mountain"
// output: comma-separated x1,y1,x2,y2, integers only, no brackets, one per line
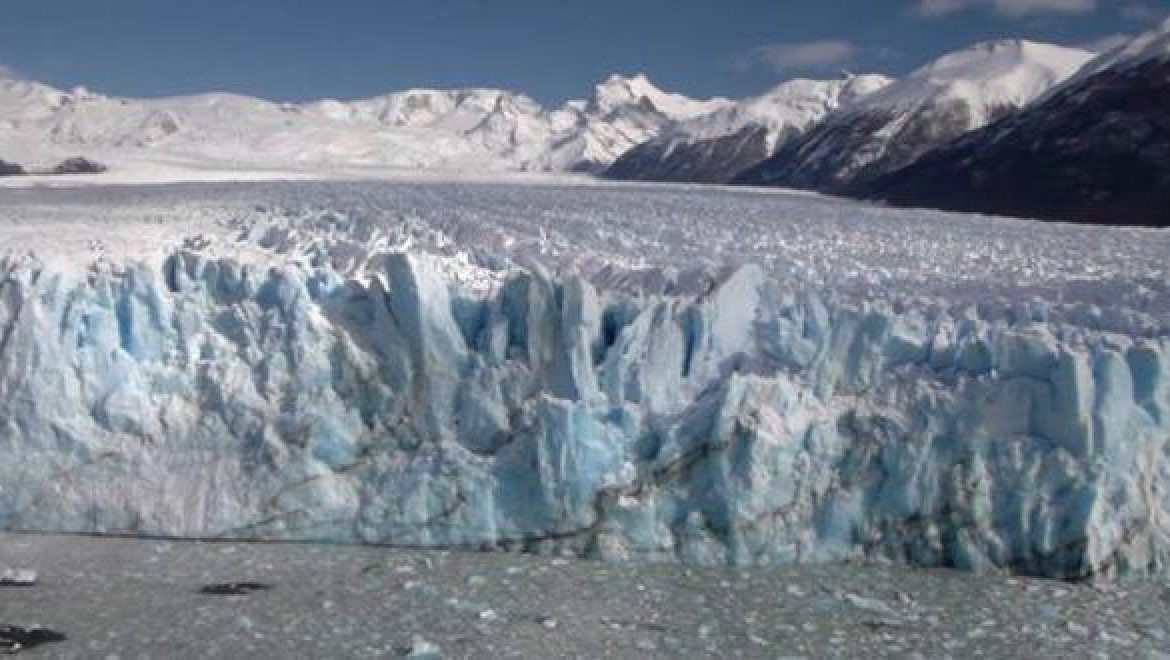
605,75,892,183
862,20,1170,227
735,40,1094,191
1064,16,1170,84
0,72,726,175
533,74,733,172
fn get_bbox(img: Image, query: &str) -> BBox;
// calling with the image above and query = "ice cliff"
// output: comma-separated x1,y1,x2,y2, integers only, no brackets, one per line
0,209,1166,582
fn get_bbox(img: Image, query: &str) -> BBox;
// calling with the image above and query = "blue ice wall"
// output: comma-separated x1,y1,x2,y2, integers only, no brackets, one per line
0,248,1166,580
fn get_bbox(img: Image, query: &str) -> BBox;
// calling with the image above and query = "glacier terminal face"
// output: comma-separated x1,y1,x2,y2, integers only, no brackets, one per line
0,181,1167,580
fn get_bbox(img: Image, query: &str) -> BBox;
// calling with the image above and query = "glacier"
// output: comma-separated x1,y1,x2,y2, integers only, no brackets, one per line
0,180,1167,581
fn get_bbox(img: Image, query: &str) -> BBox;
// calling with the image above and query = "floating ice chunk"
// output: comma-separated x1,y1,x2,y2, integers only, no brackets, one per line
0,569,37,586
404,635,443,659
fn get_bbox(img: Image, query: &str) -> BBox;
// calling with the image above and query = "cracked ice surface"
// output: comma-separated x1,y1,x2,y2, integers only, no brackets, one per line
0,180,1168,580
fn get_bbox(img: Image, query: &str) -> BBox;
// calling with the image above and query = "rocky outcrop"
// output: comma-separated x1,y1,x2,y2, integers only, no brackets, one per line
51,157,108,175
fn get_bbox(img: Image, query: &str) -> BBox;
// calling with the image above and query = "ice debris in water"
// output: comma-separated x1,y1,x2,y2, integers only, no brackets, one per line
0,570,37,587
403,635,442,659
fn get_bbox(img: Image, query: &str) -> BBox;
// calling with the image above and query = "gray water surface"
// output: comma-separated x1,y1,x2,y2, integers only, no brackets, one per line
1,534,1167,658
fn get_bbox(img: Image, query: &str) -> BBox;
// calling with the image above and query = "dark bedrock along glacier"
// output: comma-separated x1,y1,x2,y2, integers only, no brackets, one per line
0,250,1167,580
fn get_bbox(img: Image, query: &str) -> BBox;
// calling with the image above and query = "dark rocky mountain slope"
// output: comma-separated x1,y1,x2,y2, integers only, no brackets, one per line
860,39,1170,227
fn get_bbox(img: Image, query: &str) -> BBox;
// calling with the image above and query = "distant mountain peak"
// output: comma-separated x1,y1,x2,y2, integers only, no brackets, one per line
732,38,1092,193
589,73,730,120
864,39,1093,112
861,23,1170,227
599,72,653,88
603,72,893,184
591,73,658,110
1069,14,1170,83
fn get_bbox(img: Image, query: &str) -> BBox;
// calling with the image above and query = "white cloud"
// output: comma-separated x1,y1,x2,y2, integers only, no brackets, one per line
738,40,859,74
916,0,1097,18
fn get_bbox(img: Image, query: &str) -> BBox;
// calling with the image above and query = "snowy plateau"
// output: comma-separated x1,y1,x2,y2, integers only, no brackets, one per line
0,180,1168,582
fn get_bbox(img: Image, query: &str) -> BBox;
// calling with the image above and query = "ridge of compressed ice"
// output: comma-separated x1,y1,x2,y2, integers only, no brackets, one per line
0,182,1167,580
0,231,1166,579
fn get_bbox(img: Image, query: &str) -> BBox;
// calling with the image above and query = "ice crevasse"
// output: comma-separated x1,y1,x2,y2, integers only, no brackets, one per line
0,237,1166,581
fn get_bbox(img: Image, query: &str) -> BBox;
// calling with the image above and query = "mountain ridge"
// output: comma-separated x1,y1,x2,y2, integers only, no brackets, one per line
857,20,1170,227
0,72,726,174
733,39,1093,191
604,74,893,184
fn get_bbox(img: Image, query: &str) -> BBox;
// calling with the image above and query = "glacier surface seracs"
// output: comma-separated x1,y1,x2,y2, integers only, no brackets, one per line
0,181,1167,581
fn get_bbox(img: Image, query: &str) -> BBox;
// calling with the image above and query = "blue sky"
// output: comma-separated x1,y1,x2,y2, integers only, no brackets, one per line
0,0,1166,104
